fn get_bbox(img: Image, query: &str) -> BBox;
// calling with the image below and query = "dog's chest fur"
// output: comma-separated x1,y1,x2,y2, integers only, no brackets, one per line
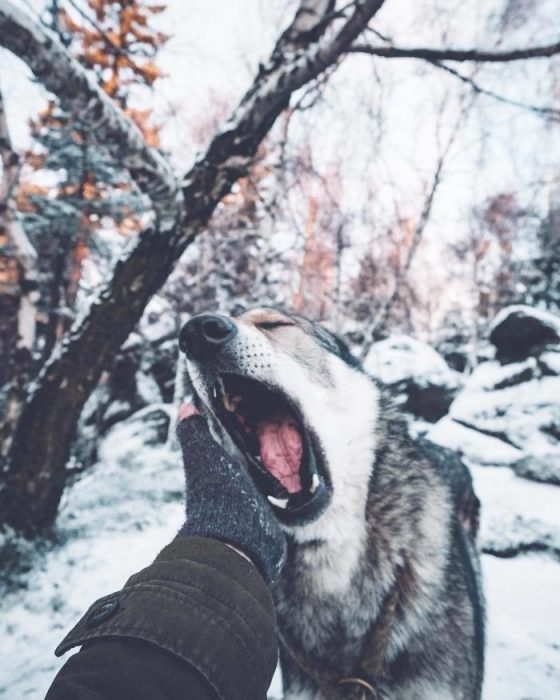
273,542,381,673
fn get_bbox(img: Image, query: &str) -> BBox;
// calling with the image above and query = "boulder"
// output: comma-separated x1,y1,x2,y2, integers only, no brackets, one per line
448,364,560,455
490,305,560,363
513,454,560,486
539,350,560,376
364,335,462,422
428,416,523,466
482,514,560,559
428,312,560,483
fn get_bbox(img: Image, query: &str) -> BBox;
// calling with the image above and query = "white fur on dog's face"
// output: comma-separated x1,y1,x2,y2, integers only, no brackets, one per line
187,309,380,593
275,346,380,593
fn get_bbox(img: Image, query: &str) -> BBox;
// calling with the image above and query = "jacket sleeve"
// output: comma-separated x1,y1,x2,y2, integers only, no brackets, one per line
46,537,279,700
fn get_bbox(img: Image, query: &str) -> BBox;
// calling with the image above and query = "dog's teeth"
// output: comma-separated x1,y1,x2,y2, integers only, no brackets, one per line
213,385,218,399
267,495,289,509
222,392,242,412
310,473,320,494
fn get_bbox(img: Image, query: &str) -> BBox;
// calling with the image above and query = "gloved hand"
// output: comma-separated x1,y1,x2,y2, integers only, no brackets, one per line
176,405,287,586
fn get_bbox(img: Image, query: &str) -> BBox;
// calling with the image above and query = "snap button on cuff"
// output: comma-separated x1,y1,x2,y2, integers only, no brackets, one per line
87,598,120,627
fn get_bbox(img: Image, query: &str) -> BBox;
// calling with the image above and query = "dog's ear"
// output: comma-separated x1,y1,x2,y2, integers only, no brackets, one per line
313,325,362,370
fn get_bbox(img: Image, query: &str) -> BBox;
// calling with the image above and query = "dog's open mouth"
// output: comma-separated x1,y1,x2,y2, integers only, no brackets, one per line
210,373,330,524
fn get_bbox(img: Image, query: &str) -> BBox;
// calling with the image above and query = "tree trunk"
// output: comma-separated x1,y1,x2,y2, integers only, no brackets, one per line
0,0,386,533
0,87,40,468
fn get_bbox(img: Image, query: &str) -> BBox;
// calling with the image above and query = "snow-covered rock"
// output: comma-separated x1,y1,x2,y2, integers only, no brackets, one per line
428,417,523,466
539,349,560,376
482,514,560,559
513,453,560,486
365,335,462,422
112,405,171,447
463,357,541,391
471,464,560,558
490,305,560,363
449,372,560,455
429,306,560,481
428,334,560,479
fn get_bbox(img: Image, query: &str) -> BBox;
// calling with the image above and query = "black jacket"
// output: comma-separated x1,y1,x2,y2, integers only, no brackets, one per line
46,537,278,699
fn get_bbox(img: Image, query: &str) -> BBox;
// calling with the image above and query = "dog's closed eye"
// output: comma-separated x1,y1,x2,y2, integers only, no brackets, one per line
257,321,296,330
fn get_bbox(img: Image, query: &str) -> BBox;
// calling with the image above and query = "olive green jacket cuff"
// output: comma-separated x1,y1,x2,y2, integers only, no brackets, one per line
54,536,278,700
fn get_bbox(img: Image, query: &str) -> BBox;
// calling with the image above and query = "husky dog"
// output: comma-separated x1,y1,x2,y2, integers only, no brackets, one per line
179,307,484,700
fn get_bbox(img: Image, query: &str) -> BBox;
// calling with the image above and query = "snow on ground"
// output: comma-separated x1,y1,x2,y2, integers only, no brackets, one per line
482,555,560,700
1,407,559,699
0,408,184,699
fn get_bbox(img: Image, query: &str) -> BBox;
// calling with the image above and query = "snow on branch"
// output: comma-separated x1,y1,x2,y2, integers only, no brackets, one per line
350,40,560,63
0,0,181,230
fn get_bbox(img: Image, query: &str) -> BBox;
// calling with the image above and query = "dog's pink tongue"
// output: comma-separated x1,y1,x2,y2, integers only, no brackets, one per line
257,416,303,493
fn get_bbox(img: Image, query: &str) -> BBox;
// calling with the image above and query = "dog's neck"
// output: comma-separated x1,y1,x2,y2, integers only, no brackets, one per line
287,500,369,595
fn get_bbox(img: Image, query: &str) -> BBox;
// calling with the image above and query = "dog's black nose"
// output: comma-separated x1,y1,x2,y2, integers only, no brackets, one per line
179,313,237,360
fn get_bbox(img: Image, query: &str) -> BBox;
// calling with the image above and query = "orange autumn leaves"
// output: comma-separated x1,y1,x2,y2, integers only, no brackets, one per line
21,1,168,234
60,0,168,144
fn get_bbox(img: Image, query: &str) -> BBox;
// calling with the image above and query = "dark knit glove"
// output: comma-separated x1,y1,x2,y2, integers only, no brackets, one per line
176,413,286,585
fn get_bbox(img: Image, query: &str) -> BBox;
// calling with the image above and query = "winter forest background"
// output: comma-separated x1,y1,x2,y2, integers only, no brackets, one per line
0,0,559,697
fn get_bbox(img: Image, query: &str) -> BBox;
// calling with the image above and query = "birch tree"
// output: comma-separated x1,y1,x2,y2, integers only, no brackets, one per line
0,89,40,470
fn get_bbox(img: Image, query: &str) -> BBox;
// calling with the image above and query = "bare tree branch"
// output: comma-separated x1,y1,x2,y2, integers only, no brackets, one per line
350,40,560,62
425,60,560,120
351,39,560,121
359,160,444,359
360,100,472,358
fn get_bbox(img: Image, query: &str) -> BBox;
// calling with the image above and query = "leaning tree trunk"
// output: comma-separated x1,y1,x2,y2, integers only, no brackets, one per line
0,0,386,533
